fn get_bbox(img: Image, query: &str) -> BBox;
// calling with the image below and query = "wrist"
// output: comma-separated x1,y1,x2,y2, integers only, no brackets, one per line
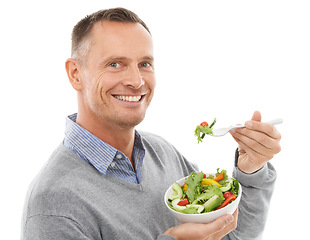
238,162,265,174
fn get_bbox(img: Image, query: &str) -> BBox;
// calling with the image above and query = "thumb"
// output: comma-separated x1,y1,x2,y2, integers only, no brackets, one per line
251,110,262,122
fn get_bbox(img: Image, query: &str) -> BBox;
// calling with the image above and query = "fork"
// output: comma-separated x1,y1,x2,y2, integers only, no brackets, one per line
211,118,283,137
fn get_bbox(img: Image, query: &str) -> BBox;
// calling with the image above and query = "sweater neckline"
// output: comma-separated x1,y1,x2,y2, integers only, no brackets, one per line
61,142,148,191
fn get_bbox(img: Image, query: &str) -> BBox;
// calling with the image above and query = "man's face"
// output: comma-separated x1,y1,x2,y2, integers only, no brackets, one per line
78,21,155,129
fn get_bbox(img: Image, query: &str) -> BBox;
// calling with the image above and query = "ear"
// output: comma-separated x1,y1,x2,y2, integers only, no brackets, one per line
65,58,83,91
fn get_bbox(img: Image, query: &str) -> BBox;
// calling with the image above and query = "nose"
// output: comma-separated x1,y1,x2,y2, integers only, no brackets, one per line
123,65,145,89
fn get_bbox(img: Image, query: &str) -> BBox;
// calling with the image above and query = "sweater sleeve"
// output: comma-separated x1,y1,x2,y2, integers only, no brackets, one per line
23,215,91,240
222,149,277,240
157,235,176,240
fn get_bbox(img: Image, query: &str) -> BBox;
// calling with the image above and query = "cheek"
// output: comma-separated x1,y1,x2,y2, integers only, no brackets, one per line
151,76,156,89
92,72,115,96
81,79,104,106
145,73,156,90
146,77,156,103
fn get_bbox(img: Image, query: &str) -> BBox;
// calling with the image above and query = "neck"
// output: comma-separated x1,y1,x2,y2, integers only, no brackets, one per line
76,113,136,166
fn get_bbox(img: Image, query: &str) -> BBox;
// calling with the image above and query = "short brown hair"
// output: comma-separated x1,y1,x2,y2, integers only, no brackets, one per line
71,7,150,63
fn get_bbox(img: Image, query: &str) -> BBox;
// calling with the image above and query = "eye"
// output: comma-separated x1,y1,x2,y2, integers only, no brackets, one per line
139,62,151,68
109,62,121,68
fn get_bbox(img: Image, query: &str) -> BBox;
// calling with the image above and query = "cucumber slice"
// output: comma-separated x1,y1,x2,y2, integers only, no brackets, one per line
203,195,223,212
172,198,186,211
186,204,204,213
192,192,210,205
169,182,183,200
220,181,232,192
172,202,204,214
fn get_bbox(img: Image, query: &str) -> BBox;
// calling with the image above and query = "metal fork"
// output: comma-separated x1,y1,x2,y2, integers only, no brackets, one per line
211,118,283,137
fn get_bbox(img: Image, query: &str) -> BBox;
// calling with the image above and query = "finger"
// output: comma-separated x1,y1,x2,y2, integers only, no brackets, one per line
231,130,280,160
231,133,264,160
235,136,280,173
244,121,281,140
251,110,262,122
234,128,281,153
235,136,267,160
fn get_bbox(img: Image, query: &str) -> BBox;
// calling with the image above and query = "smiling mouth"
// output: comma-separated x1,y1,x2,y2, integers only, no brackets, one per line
113,95,143,102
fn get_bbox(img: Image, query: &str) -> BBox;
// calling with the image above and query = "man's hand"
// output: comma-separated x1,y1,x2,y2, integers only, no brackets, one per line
164,209,238,240
230,111,281,174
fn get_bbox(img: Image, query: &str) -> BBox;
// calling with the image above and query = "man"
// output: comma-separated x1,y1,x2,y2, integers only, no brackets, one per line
22,8,281,240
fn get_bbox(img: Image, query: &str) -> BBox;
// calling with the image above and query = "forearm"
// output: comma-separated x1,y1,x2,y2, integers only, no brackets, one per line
224,152,277,239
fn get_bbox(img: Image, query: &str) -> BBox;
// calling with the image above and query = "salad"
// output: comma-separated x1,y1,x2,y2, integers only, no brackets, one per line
167,169,239,214
194,118,216,143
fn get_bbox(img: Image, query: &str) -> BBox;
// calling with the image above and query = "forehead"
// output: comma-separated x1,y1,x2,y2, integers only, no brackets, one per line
90,21,153,57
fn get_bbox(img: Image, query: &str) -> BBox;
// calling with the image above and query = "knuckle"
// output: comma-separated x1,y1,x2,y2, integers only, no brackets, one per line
266,127,275,137
248,139,257,148
256,135,265,144
275,144,281,154
270,138,281,154
277,132,282,141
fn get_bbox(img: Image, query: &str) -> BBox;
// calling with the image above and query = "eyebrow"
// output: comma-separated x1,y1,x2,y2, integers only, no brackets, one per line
141,56,154,62
99,55,154,66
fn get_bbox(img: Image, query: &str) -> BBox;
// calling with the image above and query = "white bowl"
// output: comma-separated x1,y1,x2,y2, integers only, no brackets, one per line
164,173,242,223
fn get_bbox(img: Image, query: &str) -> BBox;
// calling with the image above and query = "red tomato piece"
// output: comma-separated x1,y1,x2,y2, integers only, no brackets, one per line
223,191,233,199
177,199,189,206
216,194,236,210
200,121,209,127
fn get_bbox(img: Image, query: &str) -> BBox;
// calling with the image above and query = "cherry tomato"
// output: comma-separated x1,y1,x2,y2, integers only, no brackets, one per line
200,121,209,127
223,192,233,199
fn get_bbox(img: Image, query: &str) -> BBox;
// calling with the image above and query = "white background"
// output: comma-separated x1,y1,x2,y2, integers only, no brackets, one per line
1,0,309,239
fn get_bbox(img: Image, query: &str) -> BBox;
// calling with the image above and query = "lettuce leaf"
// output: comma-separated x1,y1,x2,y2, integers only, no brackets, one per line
194,118,216,143
185,171,204,204
230,178,240,197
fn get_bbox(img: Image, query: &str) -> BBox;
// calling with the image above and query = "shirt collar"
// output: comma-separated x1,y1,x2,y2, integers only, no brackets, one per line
64,113,145,175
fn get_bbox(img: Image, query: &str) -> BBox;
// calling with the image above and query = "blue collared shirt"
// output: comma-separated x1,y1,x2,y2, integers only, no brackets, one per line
63,113,145,184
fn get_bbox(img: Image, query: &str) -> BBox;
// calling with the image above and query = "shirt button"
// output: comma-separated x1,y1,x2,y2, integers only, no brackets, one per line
110,162,116,167
116,154,122,159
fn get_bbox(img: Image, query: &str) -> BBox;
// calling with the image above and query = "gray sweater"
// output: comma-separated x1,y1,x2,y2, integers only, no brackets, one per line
22,132,276,240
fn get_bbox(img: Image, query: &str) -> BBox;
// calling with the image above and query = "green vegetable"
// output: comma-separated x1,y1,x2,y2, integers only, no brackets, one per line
171,198,186,211
203,195,224,212
220,182,232,192
180,207,198,214
209,119,216,128
191,191,211,205
192,185,224,204
180,204,204,214
169,182,183,200
230,179,239,197
194,118,216,143
206,174,214,179
185,172,204,203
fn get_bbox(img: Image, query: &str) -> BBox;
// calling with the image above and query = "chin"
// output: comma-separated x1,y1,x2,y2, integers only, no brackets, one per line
116,114,145,129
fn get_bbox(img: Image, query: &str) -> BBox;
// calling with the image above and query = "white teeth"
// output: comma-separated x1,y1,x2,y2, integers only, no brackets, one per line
114,95,142,102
